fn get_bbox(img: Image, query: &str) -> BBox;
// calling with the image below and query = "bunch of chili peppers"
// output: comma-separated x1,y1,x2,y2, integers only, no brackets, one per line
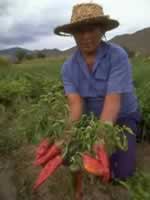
33,137,111,190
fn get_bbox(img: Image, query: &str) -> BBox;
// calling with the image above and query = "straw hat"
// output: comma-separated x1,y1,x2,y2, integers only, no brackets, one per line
54,3,119,36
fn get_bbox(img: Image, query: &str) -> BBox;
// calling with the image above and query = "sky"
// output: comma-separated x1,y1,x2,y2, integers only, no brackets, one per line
0,0,150,50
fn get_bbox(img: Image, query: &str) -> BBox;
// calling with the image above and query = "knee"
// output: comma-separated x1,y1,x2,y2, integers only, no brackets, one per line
110,147,136,179
112,164,136,180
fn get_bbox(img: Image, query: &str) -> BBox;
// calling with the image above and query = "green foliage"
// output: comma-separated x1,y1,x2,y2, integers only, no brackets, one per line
36,51,46,58
132,56,150,140
0,57,64,154
0,78,32,105
132,56,150,88
137,82,150,127
16,49,27,63
0,104,23,154
63,114,132,171
0,56,11,67
15,81,68,143
25,54,34,60
119,171,150,200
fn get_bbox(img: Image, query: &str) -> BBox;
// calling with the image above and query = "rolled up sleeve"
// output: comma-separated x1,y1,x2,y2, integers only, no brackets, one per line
107,48,133,94
61,62,78,95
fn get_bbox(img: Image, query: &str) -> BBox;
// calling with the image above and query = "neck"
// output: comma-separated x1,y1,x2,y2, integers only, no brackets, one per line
78,42,102,71
82,51,96,72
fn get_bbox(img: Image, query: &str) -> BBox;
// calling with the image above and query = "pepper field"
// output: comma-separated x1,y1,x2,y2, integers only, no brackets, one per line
0,56,150,200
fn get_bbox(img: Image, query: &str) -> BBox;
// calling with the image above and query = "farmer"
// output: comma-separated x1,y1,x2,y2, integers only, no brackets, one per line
54,2,141,197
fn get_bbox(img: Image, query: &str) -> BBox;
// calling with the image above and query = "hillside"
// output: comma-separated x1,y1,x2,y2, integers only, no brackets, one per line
110,27,150,56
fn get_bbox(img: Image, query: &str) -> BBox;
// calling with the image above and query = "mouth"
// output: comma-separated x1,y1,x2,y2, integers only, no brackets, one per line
80,42,93,48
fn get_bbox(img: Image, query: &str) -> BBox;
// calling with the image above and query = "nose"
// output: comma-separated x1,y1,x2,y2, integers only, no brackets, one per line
80,30,92,40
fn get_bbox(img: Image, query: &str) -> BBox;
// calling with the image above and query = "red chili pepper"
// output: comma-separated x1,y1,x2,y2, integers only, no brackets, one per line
35,138,50,160
82,154,104,176
33,155,63,190
93,144,111,182
34,144,61,166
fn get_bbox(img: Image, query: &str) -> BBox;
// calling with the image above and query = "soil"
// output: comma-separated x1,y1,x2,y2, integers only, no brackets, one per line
0,142,150,200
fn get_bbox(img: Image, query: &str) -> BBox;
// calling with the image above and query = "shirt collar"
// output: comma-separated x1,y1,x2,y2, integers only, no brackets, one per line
95,41,108,61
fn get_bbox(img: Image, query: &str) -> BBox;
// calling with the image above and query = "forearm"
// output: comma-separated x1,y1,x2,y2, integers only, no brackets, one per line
67,94,83,123
100,106,120,124
69,102,83,122
100,94,121,125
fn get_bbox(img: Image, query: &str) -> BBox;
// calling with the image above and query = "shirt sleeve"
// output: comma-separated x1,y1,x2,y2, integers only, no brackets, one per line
61,62,78,95
106,48,133,94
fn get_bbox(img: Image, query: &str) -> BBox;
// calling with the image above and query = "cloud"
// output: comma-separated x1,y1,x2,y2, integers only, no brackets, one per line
0,0,65,48
0,20,60,46
0,0,10,16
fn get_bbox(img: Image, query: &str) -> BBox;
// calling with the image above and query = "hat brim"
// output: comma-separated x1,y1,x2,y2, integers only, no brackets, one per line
54,16,119,36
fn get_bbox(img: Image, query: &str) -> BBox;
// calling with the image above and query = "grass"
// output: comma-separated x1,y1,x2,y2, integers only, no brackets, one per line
119,171,150,200
0,57,64,82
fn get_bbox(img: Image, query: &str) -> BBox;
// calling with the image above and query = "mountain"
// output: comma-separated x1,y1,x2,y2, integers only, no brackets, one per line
35,48,62,57
0,47,72,61
110,27,150,56
0,27,149,60
0,47,32,57
0,47,32,62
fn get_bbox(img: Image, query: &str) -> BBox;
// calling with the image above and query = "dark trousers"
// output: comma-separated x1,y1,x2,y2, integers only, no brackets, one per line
110,113,140,179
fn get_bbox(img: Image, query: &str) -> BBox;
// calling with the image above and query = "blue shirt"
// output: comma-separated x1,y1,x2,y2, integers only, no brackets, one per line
61,41,138,118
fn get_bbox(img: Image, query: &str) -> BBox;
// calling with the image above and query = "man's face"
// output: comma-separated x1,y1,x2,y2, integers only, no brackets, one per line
73,25,103,54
